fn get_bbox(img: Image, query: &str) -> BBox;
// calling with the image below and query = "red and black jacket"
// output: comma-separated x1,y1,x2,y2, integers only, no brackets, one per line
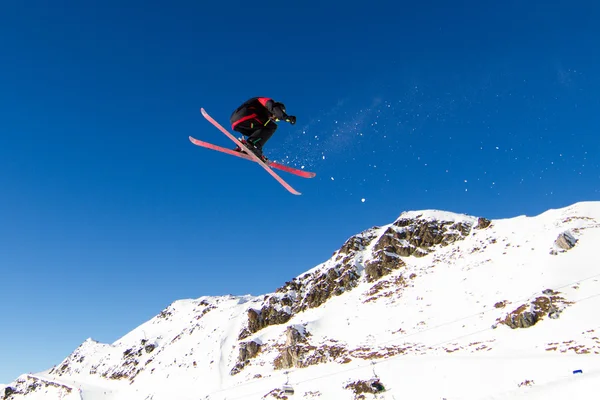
230,97,288,130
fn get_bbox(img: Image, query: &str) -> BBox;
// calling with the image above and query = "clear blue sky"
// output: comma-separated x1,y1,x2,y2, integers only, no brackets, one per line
1,0,599,383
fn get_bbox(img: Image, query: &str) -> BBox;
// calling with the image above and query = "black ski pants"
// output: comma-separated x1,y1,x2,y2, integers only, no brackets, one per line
233,121,277,149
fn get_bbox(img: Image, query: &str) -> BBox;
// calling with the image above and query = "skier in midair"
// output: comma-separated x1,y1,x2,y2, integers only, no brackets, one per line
230,97,296,161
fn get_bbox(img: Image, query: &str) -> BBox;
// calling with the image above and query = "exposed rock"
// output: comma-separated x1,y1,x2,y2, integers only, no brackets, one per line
262,388,292,399
285,326,308,346
518,380,535,387
241,262,361,338
364,251,406,282
273,344,307,370
364,275,407,303
273,327,309,369
157,309,173,319
339,232,373,254
505,308,539,329
241,340,261,360
230,340,262,375
475,217,492,229
244,308,292,338
144,344,156,354
302,344,350,367
388,217,473,256
3,386,16,398
494,301,507,309
555,231,578,251
345,378,386,399
4,376,73,399
274,343,351,370
239,215,475,337
273,325,352,370
500,294,572,329
302,265,360,309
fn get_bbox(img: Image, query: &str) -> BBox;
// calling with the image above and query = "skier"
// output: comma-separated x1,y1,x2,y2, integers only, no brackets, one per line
230,97,296,161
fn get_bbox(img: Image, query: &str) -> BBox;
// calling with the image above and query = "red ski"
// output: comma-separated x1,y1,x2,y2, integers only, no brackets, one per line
199,108,303,195
188,137,316,178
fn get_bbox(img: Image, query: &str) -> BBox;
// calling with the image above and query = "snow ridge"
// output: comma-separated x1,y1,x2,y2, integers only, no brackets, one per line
3,202,600,400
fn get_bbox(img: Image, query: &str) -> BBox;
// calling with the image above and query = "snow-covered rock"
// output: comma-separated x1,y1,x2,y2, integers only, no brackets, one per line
4,202,600,400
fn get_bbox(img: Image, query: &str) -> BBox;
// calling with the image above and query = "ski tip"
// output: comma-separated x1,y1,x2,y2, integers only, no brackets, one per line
200,107,207,116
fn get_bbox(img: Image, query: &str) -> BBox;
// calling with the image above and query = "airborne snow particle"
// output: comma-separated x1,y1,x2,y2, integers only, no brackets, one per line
331,177,335,181
361,198,366,202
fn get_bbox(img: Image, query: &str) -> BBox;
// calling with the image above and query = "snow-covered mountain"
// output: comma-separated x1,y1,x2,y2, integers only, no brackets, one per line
3,202,600,400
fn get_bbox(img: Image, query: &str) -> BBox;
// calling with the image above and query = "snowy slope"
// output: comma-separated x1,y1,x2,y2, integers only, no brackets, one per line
3,202,600,400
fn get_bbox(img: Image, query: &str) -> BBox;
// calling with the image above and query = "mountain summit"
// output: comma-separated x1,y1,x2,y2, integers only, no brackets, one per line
3,202,600,400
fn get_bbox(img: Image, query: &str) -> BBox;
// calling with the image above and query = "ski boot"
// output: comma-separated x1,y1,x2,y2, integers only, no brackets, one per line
237,139,268,162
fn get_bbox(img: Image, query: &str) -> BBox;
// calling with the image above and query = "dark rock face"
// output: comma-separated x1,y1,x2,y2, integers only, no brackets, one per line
4,386,16,398
244,308,293,338
230,340,262,375
501,294,571,329
301,264,360,310
345,379,386,398
364,251,406,282
388,217,473,256
476,217,492,230
273,326,309,369
338,230,379,255
240,341,261,361
505,308,540,329
240,262,361,339
239,214,475,337
273,345,306,370
144,344,156,354
272,326,351,370
555,231,578,251
2,377,73,399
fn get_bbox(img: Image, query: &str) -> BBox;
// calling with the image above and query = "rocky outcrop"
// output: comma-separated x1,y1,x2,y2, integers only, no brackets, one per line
476,217,492,230
2,376,73,400
240,262,361,339
385,217,473,256
243,308,293,338
50,337,157,383
230,340,262,375
262,388,293,399
3,386,16,399
338,230,379,255
273,325,353,369
555,231,578,251
273,326,309,369
344,378,386,399
239,214,477,338
364,251,406,282
500,292,571,329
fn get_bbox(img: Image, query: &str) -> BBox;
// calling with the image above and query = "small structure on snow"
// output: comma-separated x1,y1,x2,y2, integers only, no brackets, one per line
282,371,294,395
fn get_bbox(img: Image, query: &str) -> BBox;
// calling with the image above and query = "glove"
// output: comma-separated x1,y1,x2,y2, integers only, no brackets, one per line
285,116,297,125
